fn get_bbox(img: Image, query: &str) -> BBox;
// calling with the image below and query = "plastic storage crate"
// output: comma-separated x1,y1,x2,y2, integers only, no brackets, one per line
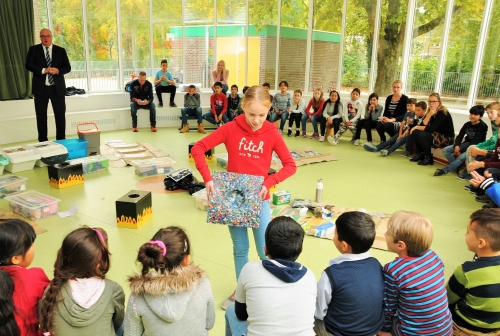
24,141,68,166
67,155,109,174
192,188,208,211
54,138,88,160
3,146,41,173
5,190,60,220
131,157,177,176
0,175,28,199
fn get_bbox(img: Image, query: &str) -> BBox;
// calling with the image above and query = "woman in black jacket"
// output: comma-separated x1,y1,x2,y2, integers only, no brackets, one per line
409,92,455,165
376,80,409,142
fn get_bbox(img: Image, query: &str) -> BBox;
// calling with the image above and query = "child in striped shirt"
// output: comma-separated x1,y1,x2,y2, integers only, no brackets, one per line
447,208,500,335
379,211,453,336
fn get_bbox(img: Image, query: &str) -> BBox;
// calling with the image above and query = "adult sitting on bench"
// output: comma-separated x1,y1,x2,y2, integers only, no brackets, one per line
130,71,156,132
180,85,205,134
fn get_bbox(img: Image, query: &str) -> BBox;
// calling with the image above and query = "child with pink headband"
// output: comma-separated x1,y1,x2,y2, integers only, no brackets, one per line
124,226,215,335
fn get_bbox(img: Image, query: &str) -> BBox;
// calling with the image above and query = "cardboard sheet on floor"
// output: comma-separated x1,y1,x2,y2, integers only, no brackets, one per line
271,204,390,251
136,175,187,194
0,208,47,235
100,142,172,167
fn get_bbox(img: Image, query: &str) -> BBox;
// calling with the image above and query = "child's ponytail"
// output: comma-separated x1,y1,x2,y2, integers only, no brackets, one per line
137,226,190,275
40,227,110,335
0,270,19,336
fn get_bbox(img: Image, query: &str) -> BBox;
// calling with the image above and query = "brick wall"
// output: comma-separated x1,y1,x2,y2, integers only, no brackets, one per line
174,35,339,91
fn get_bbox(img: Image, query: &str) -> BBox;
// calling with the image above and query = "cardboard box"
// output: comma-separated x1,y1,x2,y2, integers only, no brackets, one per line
188,142,214,163
116,190,152,229
48,162,84,189
272,190,291,205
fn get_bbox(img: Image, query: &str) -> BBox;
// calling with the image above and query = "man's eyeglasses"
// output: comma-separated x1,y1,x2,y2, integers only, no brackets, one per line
40,35,52,38
428,100,439,103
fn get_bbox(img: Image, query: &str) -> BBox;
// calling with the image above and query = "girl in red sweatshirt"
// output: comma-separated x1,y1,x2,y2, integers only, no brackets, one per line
305,88,325,140
192,85,297,310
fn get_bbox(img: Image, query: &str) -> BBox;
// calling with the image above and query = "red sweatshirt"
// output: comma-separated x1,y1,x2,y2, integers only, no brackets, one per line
484,137,500,169
210,92,228,116
192,114,297,200
306,98,325,117
0,266,50,336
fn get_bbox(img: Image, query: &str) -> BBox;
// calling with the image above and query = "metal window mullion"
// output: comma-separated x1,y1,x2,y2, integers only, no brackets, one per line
304,0,313,93
434,0,454,93
47,0,53,32
149,0,154,79
337,0,347,91
274,0,281,90
400,0,416,94
182,0,185,83
245,0,249,86
116,0,124,91
81,0,92,91
368,0,382,93
214,0,217,74
467,0,494,107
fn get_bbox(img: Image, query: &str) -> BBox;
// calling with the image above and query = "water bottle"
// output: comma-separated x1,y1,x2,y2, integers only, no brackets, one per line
315,178,323,202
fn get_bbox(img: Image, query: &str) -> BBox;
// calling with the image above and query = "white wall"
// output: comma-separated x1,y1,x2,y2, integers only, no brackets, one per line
0,91,477,146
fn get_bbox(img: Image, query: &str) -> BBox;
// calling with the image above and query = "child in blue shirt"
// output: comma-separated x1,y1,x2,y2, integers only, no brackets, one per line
154,59,177,107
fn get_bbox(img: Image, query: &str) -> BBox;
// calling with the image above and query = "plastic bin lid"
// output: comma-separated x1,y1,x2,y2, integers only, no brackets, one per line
68,155,108,164
2,147,41,163
0,175,28,188
24,141,68,158
131,157,177,167
77,122,100,134
5,190,61,209
191,188,207,197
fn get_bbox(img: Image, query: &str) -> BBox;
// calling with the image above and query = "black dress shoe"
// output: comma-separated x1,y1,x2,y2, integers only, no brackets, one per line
418,157,434,165
410,153,424,162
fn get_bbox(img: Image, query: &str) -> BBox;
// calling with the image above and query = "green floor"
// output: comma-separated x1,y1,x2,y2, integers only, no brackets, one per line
3,127,478,335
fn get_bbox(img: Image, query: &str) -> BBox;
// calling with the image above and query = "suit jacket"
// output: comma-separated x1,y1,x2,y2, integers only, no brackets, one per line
25,44,71,97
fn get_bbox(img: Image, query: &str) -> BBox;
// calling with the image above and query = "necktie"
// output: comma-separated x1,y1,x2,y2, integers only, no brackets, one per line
45,47,55,85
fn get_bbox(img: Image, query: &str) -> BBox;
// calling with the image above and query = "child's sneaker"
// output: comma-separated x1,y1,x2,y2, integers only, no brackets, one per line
476,194,492,203
319,136,325,142
287,129,292,137
132,127,138,132
364,141,373,146
327,136,338,146
220,291,236,310
363,143,377,152
158,102,163,108
349,136,355,144
302,131,307,138
279,129,283,135
400,151,411,158
169,102,177,107
151,126,157,132
354,139,360,146
295,130,300,137
381,149,389,156
310,133,319,139
457,173,472,181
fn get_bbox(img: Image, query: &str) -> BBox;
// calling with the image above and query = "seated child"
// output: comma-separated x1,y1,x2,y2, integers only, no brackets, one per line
287,89,306,137
435,105,487,176
470,171,500,208
328,88,364,146
354,93,384,146
379,211,452,336
227,84,242,120
402,101,427,157
447,208,500,334
40,227,125,336
203,81,229,127
180,84,205,134
125,226,215,335
225,216,317,336
314,211,384,336
460,101,500,181
364,98,417,156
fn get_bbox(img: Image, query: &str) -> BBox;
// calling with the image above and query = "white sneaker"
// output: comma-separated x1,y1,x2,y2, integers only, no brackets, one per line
327,136,337,146
319,136,325,142
364,141,373,146
354,139,360,146
279,129,283,135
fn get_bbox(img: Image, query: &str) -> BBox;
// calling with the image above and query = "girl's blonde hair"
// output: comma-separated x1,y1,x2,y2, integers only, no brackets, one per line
216,60,228,80
393,79,404,87
387,211,433,257
241,85,272,110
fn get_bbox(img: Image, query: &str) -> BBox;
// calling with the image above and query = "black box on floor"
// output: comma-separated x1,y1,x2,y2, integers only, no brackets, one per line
48,162,84,189
116,190,152,229
188,142,214,163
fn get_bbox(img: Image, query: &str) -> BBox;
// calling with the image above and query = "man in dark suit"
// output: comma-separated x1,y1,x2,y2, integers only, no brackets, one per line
25,28,71,142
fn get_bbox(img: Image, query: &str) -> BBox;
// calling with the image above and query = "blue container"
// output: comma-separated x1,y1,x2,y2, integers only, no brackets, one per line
54,139,88,160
